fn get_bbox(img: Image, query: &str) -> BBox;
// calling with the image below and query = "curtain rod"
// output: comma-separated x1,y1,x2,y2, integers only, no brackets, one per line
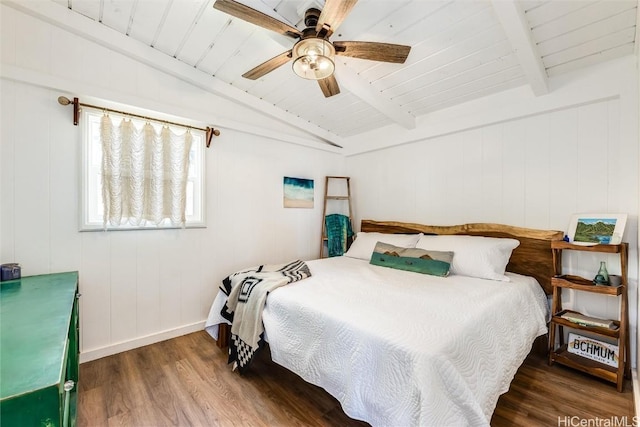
57,96,220,147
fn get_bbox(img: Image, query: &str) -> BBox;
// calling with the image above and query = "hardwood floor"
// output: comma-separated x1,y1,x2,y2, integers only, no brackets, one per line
493,350,634,426
78,331,634,426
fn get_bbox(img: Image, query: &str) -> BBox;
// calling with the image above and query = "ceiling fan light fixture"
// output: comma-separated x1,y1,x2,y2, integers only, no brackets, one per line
292,37,335,80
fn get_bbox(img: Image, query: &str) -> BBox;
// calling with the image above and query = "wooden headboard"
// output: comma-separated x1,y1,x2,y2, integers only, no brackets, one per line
361,220,564,294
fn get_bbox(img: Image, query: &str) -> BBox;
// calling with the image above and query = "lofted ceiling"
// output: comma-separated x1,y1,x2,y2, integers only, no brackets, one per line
13,0,640,146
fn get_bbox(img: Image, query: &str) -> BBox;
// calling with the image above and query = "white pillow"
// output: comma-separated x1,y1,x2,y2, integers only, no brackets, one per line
344,232,422,260
415,235,520,281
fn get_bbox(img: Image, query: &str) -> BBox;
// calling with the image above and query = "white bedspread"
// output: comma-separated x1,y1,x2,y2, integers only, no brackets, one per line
206,256,549,426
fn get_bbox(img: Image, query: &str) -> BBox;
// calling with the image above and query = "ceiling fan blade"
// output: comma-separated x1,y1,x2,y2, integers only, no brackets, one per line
213,0,301,38
315,0,358,37
334,41,411,64
318,75,340,98
242,50,292,80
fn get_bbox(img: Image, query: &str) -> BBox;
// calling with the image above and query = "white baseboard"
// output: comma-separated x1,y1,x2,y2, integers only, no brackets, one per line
79,321,206,363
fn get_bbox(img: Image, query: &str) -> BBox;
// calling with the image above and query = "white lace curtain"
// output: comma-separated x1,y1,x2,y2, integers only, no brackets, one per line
100,114,193,228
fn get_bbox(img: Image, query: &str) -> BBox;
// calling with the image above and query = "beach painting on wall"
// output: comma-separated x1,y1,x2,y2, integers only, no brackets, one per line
283,177,314,208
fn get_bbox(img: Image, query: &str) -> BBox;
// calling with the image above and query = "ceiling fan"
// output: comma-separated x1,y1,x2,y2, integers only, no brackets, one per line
213,0,412,97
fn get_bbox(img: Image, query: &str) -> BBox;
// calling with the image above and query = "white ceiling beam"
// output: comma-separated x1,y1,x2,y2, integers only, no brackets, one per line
336,64,416,130
5,0,345,148
491,0,548,96
0,63,344,153
0,64,342,153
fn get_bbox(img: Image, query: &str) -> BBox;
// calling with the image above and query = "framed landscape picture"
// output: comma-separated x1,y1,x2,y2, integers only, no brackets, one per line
567,213,627,245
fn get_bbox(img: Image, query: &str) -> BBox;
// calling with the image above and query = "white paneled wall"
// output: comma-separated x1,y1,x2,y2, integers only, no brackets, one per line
347,96,639,363
349,95,635,231
637,50,640,407
0,78,344,361
0,6,344,361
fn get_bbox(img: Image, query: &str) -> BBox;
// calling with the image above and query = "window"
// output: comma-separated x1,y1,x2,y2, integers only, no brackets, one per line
80,108,205,230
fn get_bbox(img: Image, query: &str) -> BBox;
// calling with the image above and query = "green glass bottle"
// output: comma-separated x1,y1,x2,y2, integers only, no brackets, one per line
596,261,609,285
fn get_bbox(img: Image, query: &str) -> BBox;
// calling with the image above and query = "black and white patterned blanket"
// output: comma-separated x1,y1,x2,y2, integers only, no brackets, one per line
220,259,311,372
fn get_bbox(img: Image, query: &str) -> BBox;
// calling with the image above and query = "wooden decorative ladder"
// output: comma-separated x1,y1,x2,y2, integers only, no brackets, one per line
320,176,353,258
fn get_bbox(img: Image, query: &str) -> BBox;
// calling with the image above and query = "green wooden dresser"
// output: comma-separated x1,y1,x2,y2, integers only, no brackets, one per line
0,271,80,427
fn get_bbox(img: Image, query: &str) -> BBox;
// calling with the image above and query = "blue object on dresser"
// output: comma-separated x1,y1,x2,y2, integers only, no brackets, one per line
0,264,21,281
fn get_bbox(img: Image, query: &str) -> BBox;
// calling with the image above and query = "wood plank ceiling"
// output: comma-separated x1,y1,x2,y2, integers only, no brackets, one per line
43,0,639,141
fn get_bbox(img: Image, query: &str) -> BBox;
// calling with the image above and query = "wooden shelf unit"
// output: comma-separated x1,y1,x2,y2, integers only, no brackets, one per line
553,309,621,338
548,241,630,392
553,345,619,383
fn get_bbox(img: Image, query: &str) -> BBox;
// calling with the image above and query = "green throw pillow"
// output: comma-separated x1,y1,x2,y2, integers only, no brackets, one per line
370,241,453,277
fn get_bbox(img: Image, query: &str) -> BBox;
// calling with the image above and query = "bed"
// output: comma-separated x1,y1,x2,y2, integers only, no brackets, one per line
205,220,564,426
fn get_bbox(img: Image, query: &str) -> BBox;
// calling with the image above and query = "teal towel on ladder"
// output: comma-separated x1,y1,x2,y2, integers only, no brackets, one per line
325,214,354,257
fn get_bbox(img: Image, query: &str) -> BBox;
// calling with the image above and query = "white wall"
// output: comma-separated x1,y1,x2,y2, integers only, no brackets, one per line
636,42,640,408
2,3,639,371
347,57,639,365
0,6,344,361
